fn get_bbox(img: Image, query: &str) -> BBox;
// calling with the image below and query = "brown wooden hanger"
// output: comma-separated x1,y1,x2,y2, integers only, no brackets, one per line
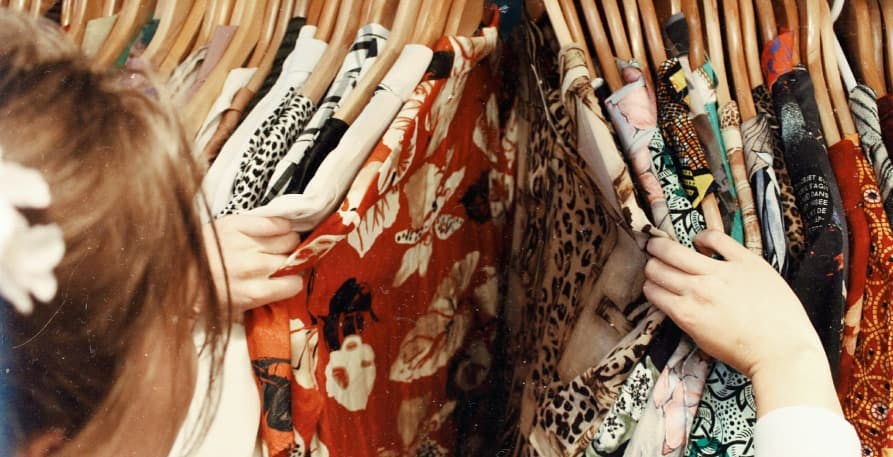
370,0,400,28
246,0,284,68
413,0,450,46
67,0,104,46
580,0,623,89
101,0,116,16
182,0,268,136
542,0,573,47
821,0,857,136
843,0,886,95
639,0,668,70
299,0,363,105
293,0,309,18
803,0,842,144
754,0,778,46
157,0,208,78
196,0,234,49
562,0,596,75
93,0,157,69
315,0,341,41
307,0,323,25
703,0,732,105
141,0,194,68
333,0,421,126
869,0,885,85
246,0,294,92
740,0,766,88
623,0,655,87
724,0,757,120
682,0,706,68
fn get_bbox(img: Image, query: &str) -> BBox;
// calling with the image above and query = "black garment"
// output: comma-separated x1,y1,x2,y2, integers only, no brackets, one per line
771,67,848,375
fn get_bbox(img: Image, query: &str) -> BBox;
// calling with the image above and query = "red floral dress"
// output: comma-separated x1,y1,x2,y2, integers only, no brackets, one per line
245,18,515,457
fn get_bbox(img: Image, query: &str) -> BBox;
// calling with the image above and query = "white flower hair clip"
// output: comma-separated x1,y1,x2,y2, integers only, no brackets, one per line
0,147,65,315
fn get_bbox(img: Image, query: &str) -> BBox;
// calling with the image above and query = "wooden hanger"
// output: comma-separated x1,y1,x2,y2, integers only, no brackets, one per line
830,0,858,91
580,0,623,89
246,0,284,68
543,0,573,47
740,0,766,87
93,0,157,68
307,0,323,25
182,0,268,136
724,0,756,119
682,0,706,68
754,0,778,46
444,0,470,36
157,0,208,78
780,0,800,62
882,0,893,93
141,0,194,68
639,0,668,70
370,0,400,28
101,0,116,16
558,0,596,75
841,0,886,95
67,0,104,46
293,0,309,17
333,0,422,126
413,0,450,46
868,0,885,86
195,0,234,50
821,0,857,136
299,0,363,105
603,0,633,61
703,0,732,105
246,0,294,92
803,0,841,144
315,0,341,41
623,0,654,87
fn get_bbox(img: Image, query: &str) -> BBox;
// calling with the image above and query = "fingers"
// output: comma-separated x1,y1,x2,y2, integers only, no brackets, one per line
227,215,294,238
694,229,753,262
231,275,304,313
644,257,693,296
646,236,717,275
254,231,302,255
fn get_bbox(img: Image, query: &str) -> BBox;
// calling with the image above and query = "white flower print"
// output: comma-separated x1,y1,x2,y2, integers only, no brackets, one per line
393,163,466,287
325,334,376,411
284,234,346,270
347,189,400,258
289,318,319,390
293,431,330,457
389,251,479,383
378,82,433,193
337,159,382,229
473,95,501,165
0,157,64,315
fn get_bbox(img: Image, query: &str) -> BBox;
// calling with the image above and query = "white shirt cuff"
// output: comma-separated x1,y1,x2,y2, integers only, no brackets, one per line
755,406,861,457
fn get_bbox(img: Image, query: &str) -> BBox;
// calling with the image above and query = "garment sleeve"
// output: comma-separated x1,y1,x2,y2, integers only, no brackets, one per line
754,406,861,456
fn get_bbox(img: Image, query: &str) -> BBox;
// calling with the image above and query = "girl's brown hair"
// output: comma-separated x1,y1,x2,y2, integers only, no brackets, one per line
0,10,229,456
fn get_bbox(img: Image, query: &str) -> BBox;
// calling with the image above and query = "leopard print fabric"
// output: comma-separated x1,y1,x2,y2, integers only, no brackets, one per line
218,90,315,216
753,85,805,271
502,18,654,457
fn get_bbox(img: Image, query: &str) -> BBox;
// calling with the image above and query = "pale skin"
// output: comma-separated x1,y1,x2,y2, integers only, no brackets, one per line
643,230,843,419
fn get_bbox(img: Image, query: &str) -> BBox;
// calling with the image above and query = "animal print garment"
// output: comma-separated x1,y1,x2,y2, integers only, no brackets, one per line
501,18,655,457
753,85,805,274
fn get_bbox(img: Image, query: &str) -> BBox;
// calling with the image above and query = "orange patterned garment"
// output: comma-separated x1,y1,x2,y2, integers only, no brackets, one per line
244,20,515,457
830,138,893,457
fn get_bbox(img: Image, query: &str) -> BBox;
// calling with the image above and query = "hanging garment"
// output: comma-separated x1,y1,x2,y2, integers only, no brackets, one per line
621,339,711,457
250,44,433,230
501,20,657,457
220,23,390,215
585,322,684,457
721,102,763,254
116,19,158,68
831,138,870,398
194,67,258,166
741,102,788,273
762,31,848,375
603,62,677,241
168,26,238,106
655,58,716,212
200,25,327,218
851,85,893,222
754,84,805,272
830,138,893,457
245,22,512,457
242,16,307,118
260,23,391,205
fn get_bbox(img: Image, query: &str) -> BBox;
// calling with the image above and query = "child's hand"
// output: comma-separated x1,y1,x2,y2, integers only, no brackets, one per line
204,215,303,314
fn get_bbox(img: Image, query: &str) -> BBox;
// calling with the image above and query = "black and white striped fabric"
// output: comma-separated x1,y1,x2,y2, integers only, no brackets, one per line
850,84,893,220
261,23,390,203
